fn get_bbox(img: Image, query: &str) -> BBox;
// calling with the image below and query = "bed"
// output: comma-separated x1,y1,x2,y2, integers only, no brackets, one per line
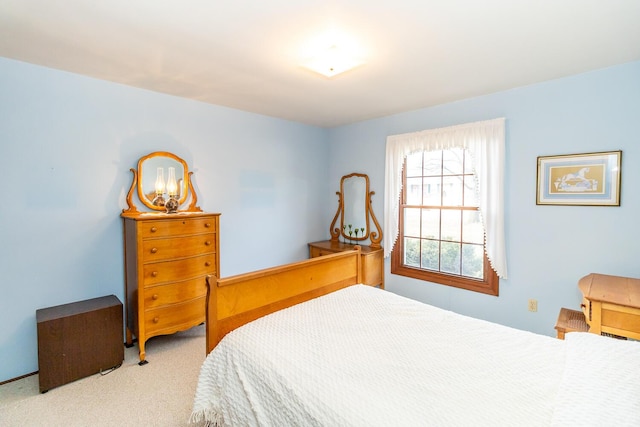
190,248,640,426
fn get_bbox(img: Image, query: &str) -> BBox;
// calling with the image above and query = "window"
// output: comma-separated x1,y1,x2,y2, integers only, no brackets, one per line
391,148,498,295
384,118,507,295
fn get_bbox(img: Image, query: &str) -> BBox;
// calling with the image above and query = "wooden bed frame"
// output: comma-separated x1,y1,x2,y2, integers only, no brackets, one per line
205,248,362,353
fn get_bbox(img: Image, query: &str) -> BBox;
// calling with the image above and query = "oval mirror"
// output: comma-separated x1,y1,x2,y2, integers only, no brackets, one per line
137,152,188,211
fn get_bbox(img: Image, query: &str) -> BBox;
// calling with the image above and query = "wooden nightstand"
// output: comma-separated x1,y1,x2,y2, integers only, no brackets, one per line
578,273,640,340
554,307,589,339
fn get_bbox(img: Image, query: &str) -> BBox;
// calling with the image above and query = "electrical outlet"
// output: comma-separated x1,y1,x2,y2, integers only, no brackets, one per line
528,299,538,312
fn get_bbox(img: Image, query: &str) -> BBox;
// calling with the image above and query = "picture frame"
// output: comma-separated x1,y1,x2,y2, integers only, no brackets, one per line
536,150,621,206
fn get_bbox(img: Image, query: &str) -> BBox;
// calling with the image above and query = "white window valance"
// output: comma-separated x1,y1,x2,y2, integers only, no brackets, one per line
383,117,508,279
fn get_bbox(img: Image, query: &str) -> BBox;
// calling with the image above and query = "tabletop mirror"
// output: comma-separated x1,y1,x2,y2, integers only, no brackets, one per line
330,173,382,248
122,151,202,214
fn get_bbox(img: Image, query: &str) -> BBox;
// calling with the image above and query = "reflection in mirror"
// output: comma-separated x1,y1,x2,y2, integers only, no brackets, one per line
330,173,382,248
342,175,368,239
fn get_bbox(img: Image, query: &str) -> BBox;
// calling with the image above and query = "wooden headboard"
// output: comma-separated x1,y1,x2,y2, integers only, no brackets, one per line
205,248,362,354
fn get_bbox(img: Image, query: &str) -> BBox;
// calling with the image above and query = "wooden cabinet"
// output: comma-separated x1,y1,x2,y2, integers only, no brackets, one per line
122,212,220,363
579,273,640,340
36,295,123,392
308,240,384,288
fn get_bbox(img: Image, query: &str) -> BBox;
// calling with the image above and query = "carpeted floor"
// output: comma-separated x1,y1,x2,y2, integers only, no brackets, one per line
0,324,207,427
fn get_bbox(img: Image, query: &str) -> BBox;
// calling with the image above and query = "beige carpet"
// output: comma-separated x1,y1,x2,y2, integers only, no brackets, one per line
0,325,207,427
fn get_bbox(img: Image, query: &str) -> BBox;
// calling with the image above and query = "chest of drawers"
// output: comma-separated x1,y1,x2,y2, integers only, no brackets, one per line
122,212,220,363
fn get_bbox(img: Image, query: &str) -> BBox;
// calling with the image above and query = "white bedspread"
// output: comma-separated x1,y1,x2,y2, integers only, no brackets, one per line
190,285,640,426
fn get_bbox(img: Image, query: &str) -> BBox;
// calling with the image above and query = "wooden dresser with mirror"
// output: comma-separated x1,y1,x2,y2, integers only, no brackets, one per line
121,151,220,364
309,173,384,288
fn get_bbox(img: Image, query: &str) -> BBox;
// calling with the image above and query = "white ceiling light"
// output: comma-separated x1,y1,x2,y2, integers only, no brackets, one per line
299,28,365,78
302,44,364,78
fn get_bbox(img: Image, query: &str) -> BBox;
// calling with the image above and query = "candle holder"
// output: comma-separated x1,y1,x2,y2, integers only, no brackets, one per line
165,167,179,214
152,167,166,207
165,196,179,213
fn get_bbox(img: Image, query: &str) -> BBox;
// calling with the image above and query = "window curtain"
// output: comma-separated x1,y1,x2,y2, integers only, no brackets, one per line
383,117,508,279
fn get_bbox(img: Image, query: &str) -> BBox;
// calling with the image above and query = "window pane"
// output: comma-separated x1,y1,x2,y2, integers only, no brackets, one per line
423,151,441,176
442,175,463,206
443,148,464,175
421,209,440,239
463,175,478,207
421,239,439,271
406,152,423,177
423,176,441,206
462,210,484,244
404,208,421,237
406,177,422,205
462,244,484,279
404,237,420,267
440,241,461,274
441,209,461,242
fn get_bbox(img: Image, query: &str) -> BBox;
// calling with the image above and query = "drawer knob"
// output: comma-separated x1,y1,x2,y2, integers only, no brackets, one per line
151,271,158,277
205,241,211,246
150,247,158,254
205,223,211,228
153,317,159,323
150,227,157,233
152,294,159,300
580,304,586,309
205,261,211,267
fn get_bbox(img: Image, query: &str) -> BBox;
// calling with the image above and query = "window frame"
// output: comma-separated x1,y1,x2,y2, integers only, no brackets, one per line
391,151,499,296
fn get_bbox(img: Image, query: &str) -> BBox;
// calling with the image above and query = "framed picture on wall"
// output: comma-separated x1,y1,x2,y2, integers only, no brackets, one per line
536,150,621,206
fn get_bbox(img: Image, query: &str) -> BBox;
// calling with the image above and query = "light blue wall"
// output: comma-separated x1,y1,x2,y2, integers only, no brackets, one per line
0,57,330,382
328,60,640,337
1,56,638,383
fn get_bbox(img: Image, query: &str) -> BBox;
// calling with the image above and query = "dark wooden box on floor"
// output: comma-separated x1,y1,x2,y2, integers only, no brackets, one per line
36,295,124,393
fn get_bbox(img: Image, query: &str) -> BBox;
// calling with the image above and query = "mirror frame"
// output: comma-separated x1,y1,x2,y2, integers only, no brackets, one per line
122,151,202,214
330,173,382,248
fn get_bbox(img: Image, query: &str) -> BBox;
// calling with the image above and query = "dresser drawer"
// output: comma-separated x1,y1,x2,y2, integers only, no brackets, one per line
139,217,217,238
310,246,338,257
143,254,216,286
144,297,205,335
144,278,207,309
142,233,216,262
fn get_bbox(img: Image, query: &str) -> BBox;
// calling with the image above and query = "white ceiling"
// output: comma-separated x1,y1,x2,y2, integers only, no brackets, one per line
1,1,639,127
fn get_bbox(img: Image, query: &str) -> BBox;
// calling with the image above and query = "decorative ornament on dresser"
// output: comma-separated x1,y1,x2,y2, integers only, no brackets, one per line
122,151,220,364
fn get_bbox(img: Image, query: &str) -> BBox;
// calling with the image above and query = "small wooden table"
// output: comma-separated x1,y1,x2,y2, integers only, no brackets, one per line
554,307,589,339
579,273,640,340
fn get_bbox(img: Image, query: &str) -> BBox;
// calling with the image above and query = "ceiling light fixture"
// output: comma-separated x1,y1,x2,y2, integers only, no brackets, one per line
302,44,364,78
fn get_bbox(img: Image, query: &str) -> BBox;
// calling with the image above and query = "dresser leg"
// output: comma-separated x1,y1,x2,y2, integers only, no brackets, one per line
138,342,147,365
